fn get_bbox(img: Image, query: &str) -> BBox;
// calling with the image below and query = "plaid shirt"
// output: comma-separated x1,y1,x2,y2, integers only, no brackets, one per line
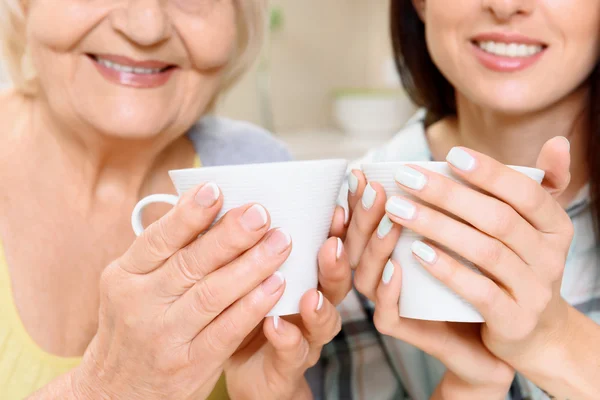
308,110,600,400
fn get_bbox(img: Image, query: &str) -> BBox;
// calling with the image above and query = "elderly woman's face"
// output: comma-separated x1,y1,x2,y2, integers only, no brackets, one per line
26,0,237,138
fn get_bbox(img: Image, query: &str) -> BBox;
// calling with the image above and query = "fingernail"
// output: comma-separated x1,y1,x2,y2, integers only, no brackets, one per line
395,166,427,190
262,271,285,295
382,260,394,284
362,183,377,210
316,290,324,311
336,237,343,259
559,136,571,152
446,147,475,171
265,229,292,254
348,171,359,194
385,197,416,220
273,316,281,331
411,241,437,263
377,215,393,239
241,204,268,231
195,182,220,207
337,200,349,225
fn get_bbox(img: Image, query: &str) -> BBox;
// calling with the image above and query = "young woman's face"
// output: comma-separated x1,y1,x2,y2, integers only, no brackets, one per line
26,0,237,139
418,0,600,114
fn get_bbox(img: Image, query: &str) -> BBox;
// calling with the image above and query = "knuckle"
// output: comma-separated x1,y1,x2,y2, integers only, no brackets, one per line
144,219,173,258
174,249,204,283
487,204,516,238
190,279,223,316
353,272,373,300
520,187,545,215
472,279,498,310
474,240,504,270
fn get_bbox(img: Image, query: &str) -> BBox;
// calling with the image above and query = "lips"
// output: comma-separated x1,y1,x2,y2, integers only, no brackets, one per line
469,32,548,72
87,54,178,89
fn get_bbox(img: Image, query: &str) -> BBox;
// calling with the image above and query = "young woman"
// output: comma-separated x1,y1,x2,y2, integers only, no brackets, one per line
321,0,600,399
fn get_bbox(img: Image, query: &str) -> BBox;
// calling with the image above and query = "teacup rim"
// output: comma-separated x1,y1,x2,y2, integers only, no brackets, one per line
169,158,348,175
361,160,544,175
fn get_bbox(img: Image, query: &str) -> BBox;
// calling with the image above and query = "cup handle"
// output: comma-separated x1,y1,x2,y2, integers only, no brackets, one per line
131,194,179,236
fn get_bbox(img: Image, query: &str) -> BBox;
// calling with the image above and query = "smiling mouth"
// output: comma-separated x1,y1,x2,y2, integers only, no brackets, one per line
471,40,547,58
87,54,176,75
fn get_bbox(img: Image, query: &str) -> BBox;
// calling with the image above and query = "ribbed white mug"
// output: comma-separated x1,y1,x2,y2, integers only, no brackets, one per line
132,159,348,316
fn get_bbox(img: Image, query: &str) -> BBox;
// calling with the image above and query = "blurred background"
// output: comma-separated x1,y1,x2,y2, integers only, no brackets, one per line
0,0,418,161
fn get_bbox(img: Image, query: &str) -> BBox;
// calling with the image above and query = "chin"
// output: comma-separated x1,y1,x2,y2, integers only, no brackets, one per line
85,106,178,140
462,83,561,116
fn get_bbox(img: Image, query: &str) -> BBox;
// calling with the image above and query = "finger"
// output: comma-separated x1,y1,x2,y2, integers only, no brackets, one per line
347,170,367,213
329,206,348,239
536,136,572,196
317,237,352,305
410,240,519,330
121,183,222,274
354,215,402,301
385,196,537,299
345,181,387,267
299,290,341,358
262,316,311,396
393,164,543,263
155,203,271,295
167,229,292,340
445,142,571,234
190,272,286,365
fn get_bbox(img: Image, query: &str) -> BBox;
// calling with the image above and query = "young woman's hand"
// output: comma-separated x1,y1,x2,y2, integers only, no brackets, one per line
344,171,515,397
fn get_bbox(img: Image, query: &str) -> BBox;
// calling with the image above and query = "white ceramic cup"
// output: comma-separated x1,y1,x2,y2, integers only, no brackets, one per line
131,159,348,316
361,161,545,322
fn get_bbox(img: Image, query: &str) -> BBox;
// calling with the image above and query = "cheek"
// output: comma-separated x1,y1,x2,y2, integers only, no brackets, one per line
176,5,238,71
27,2,108,52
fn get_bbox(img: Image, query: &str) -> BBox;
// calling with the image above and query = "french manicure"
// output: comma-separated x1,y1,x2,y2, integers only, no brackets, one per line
195,182,220,207
362,183,377,210
336,237,343,259
316,290,324,311
262,271,285,295
265,229,292,254
411,241,437,264
377,215,393,239
273,316,280,331
446,147,476,171
385,197,416,220
241,204,268,231
382,260,395,284
348,172,359,194
395,165,427,190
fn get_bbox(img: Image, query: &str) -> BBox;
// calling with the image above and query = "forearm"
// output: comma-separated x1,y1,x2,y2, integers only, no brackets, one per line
513,305,600,399
430,371,509,400
26,368,84,400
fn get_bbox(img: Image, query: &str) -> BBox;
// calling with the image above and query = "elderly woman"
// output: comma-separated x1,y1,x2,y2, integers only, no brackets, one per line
0,1,350,399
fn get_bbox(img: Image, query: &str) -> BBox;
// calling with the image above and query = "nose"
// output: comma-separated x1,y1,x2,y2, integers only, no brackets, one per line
482,0,535,21
110,0,172,46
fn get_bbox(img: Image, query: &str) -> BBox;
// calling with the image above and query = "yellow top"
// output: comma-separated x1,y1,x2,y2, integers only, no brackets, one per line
0,156,228,399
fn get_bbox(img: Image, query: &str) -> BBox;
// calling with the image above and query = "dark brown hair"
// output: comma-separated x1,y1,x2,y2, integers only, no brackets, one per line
390,0,600,238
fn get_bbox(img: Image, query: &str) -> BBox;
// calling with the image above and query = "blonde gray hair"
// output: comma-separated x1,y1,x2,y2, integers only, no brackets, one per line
0,0,267,96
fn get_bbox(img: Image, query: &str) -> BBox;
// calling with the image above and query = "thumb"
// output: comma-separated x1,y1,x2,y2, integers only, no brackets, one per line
263,317,310,382
535,136,571,198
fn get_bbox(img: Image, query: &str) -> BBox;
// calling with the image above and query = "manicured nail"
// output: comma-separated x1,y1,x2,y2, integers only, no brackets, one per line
262,271,285,295
395,166,427,190
195,182,220,207
362,183,377,210
382,260,394,284
336,237,343,259
336,200,349,225
316,291,324,311
385,197,416,220
273,316,280,331
241,204,268,231
265,229,292,254
559,136,571,152
446,147,475,171
377,215,393,239
348,172,359,194
411,240,437,264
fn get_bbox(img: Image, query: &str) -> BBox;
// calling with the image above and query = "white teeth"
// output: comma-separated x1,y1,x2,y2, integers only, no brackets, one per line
476,41,543,57
96,58,164,74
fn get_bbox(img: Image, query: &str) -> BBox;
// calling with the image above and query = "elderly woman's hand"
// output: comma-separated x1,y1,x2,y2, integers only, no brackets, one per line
71,183,294,399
